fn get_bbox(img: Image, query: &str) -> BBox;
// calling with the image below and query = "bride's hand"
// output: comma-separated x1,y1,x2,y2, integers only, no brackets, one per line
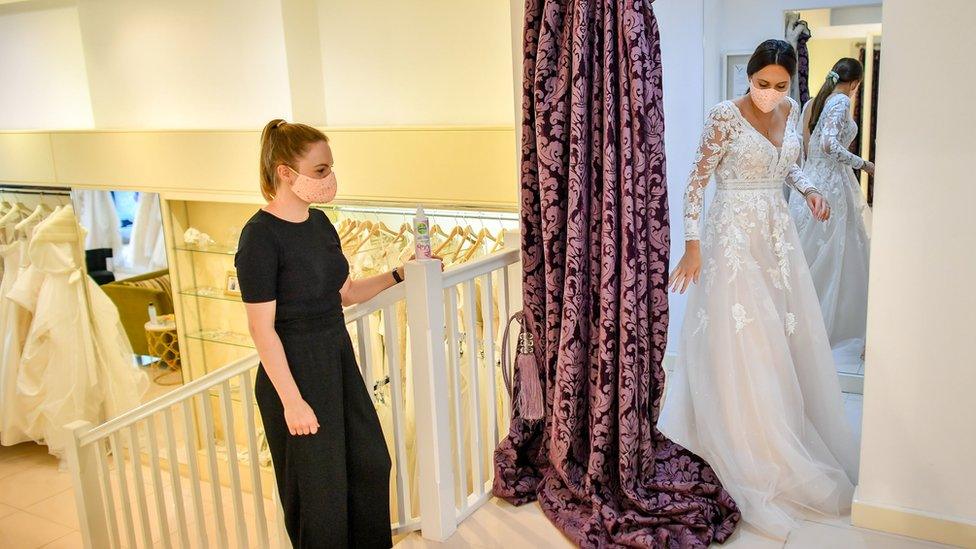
669,243,702,294
862,160,875,176
806,192,830,221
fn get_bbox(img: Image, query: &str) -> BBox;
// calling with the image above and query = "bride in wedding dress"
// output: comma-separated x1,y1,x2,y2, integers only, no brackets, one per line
659,40,859,540
789,58,872,367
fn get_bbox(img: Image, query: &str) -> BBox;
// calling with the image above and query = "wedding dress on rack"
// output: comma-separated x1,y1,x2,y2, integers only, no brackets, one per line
658,98,859,539
789,94,870,367
2,205,147,459
0,205,46,445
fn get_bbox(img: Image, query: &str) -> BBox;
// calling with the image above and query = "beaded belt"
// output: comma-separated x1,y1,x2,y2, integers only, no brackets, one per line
716,177,785,190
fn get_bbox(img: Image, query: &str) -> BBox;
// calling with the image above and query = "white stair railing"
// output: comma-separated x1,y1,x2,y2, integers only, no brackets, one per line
66,232,521,548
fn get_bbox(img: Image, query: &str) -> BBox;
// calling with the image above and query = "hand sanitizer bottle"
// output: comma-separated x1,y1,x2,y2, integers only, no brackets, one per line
413,205,432,260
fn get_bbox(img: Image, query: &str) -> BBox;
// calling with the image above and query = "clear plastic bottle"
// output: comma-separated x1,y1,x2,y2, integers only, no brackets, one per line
148,302,158,327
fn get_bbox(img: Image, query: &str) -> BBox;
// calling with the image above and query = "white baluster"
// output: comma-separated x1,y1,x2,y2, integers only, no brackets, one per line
128,424,154,548
383,304,411,526
145,415,172,548
481,273,500,465
201,394,229,548
462,280,485,497
109,432,137,549
405,259,457,540
181,398,209,547
64,421,110,549
356,317,376,393
163,408,191,549
219,381,250,548
445,288,465,509
240,373,270,548
94,439,120,549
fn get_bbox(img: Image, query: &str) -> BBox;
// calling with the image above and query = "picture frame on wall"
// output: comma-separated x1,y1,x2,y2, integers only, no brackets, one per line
723,51,753,101
225,270,241,297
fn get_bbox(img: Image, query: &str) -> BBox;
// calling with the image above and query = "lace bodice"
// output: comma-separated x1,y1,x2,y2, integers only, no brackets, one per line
807,94,864,169
683,98,817,240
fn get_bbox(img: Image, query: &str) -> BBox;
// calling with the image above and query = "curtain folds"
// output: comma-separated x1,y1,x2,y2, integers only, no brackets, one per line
493,1,740,546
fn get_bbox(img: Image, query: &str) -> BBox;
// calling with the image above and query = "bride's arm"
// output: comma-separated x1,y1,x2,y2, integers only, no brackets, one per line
683,104,732,242
820,95,866,169
671,104,732,293
787,164,831,221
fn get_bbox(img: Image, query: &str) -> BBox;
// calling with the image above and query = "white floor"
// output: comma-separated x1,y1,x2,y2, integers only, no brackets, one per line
394,392,952,549
395,497,954,548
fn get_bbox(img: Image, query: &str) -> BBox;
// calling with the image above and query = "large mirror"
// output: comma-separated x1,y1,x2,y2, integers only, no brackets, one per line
785,5,882,395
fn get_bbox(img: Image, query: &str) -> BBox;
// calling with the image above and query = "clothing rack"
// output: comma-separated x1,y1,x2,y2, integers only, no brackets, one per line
0,184,72,197
318,204,519,222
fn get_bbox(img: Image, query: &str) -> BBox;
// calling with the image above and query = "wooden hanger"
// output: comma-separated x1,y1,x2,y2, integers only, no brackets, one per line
434,225,463,257
350,224,380,255
460,228,490,263
451,226,476,263
490,229,506,252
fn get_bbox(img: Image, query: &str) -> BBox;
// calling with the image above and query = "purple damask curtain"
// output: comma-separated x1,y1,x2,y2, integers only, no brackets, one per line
493,1,740,547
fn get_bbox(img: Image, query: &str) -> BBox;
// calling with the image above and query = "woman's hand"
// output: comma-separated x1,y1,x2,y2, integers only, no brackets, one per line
862,160,875,176
396,255,444,281
284,398,319,436
669,243,702,294
806,192,831,221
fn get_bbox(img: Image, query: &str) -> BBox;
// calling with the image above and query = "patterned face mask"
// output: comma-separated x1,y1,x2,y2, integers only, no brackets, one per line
749,80,788,113
287,166,337,204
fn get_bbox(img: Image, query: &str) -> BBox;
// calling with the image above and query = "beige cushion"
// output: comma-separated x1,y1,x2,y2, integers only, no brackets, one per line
120,274,173,305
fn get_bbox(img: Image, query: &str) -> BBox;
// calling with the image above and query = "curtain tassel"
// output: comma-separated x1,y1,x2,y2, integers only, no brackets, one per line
500,312,544,421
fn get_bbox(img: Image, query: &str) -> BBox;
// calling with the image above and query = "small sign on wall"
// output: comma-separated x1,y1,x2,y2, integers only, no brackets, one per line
723,51,753,101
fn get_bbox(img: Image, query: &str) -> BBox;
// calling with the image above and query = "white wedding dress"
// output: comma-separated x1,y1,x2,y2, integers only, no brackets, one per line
659,98,859,540
789,94,870,369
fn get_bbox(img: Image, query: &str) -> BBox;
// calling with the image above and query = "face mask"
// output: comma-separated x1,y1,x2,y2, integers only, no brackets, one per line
749,80,788,113
287,167,337,204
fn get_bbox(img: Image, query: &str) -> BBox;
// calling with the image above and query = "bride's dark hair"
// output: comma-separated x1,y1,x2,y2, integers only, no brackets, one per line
746,39,798,78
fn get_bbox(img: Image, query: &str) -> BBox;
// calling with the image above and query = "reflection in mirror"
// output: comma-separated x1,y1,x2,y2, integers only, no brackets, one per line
68,189,177,387
785,6,882,393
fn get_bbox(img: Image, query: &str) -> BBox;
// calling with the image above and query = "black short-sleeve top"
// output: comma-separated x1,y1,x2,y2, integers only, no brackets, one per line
234,209,349,323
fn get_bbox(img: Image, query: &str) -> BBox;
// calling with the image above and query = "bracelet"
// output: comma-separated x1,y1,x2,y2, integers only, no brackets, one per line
391,268,403,284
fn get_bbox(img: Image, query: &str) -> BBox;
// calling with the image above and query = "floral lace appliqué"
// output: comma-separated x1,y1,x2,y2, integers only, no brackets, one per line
693,309,709,336
732,303,752,334
785,312,797,336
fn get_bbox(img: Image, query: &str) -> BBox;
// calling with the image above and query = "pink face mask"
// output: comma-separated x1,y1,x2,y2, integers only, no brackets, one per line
288,167,337,204
749,80,788,113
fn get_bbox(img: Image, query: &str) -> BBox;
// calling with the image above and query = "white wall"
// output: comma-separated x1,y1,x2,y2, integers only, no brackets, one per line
0,1,94,129
75,0,293,129
316,0,514,127
656,0,705,352
857,0,976,536
830,5,883,25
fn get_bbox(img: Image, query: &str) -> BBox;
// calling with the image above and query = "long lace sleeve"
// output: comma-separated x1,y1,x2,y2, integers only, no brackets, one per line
684,104,732,241
786,164,820,196
820,95,865,169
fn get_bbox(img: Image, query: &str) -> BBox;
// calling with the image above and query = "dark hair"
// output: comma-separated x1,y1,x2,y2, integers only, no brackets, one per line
746,39,798,78
259,119,329,202
808,58,863,133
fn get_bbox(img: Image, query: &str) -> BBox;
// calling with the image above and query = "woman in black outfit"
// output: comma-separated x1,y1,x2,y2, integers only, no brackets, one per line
235,119,406,548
